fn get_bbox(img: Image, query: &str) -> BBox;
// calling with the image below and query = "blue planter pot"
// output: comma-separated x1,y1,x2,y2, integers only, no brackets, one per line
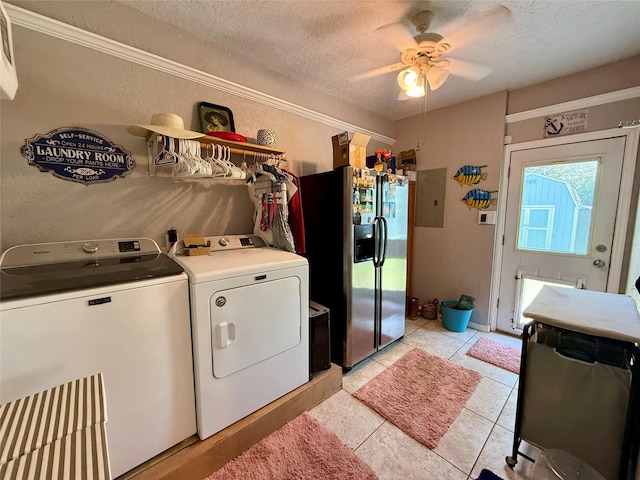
440,300,473,332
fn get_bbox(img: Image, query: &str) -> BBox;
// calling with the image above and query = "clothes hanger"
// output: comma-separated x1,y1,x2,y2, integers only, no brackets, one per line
211,144,229,177
154,135,180,166
192,140,211,176
172,138,194,177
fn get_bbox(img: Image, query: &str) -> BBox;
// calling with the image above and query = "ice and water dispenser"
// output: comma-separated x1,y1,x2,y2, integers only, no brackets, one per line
354,224,374,263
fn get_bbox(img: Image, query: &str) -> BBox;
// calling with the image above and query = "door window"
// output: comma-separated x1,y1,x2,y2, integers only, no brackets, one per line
516,160,599,256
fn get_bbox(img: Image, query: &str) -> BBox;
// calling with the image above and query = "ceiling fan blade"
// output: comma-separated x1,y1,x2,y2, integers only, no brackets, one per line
373,21,418,52
447,58,493,80
442,5,511,52
350,62,405,82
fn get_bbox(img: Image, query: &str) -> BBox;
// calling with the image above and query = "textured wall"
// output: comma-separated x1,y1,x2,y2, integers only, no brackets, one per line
0,2,393,252
506,55,640,144
394,92,508,328
507,55,640,115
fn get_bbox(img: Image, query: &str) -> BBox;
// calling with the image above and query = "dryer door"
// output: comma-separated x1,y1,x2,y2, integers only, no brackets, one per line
210,276,301,378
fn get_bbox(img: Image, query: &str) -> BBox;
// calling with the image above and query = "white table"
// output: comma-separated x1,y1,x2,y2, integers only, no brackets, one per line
522,286,640,343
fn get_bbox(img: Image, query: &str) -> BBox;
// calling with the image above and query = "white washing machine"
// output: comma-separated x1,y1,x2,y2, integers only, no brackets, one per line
0,238,197,477
173,235,309,440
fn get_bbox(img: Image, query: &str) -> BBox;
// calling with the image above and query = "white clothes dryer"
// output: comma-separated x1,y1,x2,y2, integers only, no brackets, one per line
173,235,309,440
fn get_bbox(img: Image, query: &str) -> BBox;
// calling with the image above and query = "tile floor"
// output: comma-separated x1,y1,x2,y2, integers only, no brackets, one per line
309,317,540,480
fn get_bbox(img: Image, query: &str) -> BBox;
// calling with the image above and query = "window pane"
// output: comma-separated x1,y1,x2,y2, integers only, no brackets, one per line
526,230,547,250
529,209,548,228
517,160,598,255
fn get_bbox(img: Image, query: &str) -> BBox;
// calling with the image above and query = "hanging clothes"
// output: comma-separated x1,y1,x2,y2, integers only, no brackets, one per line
283,169,306,254
271,197,296,253
248,173,295,252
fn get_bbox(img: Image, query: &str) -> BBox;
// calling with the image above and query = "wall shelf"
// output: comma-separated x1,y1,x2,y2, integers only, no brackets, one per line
198,135,285,157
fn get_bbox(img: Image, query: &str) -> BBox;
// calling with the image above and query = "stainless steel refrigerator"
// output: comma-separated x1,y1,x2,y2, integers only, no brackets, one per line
300,166,409,370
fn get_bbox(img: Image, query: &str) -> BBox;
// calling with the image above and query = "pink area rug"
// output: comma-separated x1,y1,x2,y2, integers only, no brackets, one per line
466,337,521,374
204,412,377,480
353,348,482,449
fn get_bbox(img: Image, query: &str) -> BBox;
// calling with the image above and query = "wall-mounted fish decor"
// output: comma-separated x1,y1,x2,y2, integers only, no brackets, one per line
461,189,497,210
452,165,487,186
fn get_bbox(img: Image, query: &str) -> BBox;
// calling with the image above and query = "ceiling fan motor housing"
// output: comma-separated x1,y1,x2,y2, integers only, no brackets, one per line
400,42,450,66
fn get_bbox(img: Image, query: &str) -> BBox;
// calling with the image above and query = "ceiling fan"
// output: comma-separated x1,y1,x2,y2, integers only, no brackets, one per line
354,6,510,98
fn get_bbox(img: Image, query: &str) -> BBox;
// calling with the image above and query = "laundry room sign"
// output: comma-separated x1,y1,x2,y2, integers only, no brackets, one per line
20,128,135,185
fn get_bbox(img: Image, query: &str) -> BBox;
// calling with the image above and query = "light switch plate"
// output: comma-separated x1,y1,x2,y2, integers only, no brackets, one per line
478,210,496,224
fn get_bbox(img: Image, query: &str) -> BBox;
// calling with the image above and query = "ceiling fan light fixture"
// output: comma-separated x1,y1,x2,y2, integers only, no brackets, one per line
397,66,421,91
404,75,426,97
405,85,426,98
426,64,450,90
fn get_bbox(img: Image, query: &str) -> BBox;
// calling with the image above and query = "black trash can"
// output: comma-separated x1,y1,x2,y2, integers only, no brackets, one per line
309,301,331,378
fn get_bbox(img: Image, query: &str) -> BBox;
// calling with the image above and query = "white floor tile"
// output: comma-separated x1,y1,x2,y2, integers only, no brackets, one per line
425,320,480,343
309,389,385,450
465,376,512,423
372,341,415,367
342,358,386,394
496,387,519,432
402,328,467,359
405,317,429,335
470,424,538,480
355,422,468,480
434,408,494,474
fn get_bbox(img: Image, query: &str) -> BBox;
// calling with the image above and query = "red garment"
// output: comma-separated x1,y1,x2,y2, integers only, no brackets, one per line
285,171,306,254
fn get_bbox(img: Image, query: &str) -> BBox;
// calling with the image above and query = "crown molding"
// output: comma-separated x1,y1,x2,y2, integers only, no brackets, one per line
5,4,396,146
506,86,640,124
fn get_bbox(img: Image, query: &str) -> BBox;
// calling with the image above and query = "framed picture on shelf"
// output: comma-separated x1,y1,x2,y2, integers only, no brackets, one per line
198,102,235,134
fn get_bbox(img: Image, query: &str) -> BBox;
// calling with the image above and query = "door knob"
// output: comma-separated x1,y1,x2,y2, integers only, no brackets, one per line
593,259,606,268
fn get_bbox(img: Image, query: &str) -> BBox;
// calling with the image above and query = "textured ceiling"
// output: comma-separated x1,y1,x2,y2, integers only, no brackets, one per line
121,0,640,121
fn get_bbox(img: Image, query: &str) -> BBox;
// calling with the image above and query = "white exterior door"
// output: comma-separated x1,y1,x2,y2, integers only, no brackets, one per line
495,136,626,333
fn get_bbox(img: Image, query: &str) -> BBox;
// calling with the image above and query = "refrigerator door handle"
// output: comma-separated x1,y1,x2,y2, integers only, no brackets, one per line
379,216,388,267
373,216,382,268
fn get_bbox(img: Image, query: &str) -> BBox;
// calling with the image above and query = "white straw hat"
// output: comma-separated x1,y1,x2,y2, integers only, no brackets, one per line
127,113,204,139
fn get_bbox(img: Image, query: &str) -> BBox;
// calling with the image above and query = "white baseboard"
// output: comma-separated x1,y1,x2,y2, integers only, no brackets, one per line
468,321,491,333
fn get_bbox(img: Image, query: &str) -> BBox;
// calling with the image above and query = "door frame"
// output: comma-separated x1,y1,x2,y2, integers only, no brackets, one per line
489,127,640,331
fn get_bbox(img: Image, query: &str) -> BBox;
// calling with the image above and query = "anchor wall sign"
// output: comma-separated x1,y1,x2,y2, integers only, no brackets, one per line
543,109,588,138
21,128,135,185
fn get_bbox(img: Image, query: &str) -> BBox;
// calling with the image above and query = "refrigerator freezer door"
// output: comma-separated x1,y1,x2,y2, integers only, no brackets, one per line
345,167,377,367
378,175,408,349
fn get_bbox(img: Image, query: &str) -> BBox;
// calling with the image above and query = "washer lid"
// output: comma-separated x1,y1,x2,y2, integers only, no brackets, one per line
0,253,184,301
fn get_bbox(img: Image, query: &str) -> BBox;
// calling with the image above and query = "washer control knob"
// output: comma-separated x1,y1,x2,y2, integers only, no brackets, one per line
218,237,229,247
82,242,99,254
